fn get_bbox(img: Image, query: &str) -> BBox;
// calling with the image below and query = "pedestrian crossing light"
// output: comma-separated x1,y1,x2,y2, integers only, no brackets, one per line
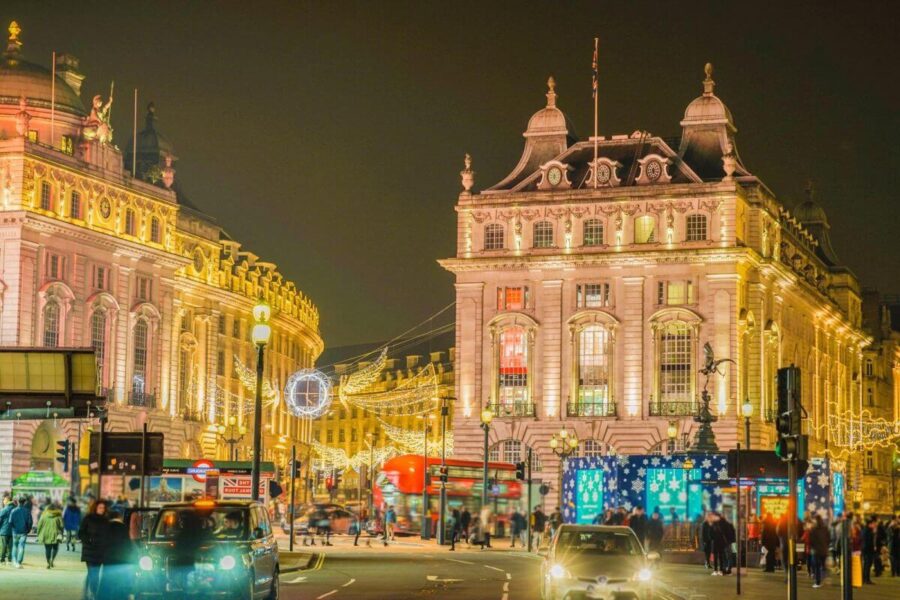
515,461,526,481
56,439,70,472
774,366,806,460
438,465,449,483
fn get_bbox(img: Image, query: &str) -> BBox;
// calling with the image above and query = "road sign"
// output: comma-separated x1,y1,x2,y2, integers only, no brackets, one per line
89,431,164,475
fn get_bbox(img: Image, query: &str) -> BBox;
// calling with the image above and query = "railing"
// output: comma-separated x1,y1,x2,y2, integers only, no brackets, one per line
649,400,697,417
128,390,156,408
566,401,617,417
488,402,535,417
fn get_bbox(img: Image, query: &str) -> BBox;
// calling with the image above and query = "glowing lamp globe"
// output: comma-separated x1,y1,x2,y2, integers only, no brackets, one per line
480,407,493,425
741,399,753,418
252,301,271,323
251,322,271,345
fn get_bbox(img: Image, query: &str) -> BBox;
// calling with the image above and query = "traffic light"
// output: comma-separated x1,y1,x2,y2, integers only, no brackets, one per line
515,461,526,481
775,366,807,460
438,465,449,483
56,440,70,472
325,476,334,491
333,470,342,489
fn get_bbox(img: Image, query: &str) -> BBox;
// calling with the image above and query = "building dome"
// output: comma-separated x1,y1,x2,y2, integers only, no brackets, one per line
793,198,829,226
524,76,575,138
1,24,86,116
681,63,733,128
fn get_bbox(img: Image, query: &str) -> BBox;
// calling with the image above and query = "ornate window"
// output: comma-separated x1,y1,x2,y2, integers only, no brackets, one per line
652,319,697,413
489,439,543,471
497,286,529,311
576,283,611,308
583,219,604,246
498,326,529,413
178,344,195,409
70,191,81,219
46,253,64,281
132,319,149,394
42,302,60,347
575,325,613,414
150,217,161,243
634,215,656,244
136,275,152,302
533,221,554,248
685,214,707,241
484,224,505,250
865,360,873,378
40,181,53,211
125,209,136,236
657,280,693,305
90,310,107,381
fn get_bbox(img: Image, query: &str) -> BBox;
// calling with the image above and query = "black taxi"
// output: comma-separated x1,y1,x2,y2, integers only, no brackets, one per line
134,500,279,599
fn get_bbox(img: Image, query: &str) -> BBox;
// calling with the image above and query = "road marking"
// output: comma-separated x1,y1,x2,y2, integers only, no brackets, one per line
484,565,504,572
342,578,356,587
427,575,464,583
284,575,307,584
503,581,509,591
316,591,338,599
506,573,511,580
446,558,475,565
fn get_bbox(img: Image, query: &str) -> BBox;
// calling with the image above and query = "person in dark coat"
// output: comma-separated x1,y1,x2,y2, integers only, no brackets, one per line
97,510,134,600
889,515,900,577
701,513,713,568
460,508,471,544
808,515,830,588
0,497,15,564
646,511,665,552
448,509,460,551
9,496,34,568
629,507,648,548
761,513,780,572
79,500,110,599
862,517,877,584
62,498,82,552
721,514,736,575
874,519,887,576
710,513,730,575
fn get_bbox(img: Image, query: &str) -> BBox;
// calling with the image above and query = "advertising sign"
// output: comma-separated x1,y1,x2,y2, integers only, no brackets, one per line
575,469,604,524
760,496,790,519
219,476,268,500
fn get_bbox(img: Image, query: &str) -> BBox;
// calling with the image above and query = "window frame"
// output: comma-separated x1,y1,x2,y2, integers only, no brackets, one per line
685,213,708,242
533,221,555,249
576,282,612,309
583,219,605,247
484,223,505,251
634,215,657,244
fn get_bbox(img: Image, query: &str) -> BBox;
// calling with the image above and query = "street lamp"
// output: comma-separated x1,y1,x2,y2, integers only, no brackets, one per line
741,398,753,449
250,300,272,501
365,431,379,517
550,427,579,505
480,407,493,510
217,415,247,461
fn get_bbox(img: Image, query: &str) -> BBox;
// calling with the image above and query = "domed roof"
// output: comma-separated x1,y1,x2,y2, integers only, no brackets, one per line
681,63,733,128
1,24,86,116
793,198,829,226
524,77,576,138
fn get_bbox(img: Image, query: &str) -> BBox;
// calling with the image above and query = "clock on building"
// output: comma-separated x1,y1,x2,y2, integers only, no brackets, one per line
99,198,111,219
596,163,611,184
645,160,662,182
192,249,205,272
547,167,562,186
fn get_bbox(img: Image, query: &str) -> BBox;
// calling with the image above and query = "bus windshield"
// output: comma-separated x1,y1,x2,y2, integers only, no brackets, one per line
153,507,249,541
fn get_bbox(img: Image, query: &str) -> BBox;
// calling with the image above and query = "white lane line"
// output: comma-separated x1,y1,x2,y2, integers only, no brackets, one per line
316,590,338,599
484,564,504,572
447,558,475,565
503,581,509,591
342,578,356,587
506,572,511,580
285,575,307,584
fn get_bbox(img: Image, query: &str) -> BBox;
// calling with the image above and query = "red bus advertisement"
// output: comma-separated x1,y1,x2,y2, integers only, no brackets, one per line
373,454,522,535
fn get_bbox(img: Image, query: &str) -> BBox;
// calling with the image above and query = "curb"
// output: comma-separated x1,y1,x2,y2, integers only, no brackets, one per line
280,551,319,573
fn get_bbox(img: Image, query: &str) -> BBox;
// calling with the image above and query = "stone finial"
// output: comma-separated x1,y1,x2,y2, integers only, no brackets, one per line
460,153,475,192
703,62,715,96
6,21,22,56
162,154,176,189
546,76,557,107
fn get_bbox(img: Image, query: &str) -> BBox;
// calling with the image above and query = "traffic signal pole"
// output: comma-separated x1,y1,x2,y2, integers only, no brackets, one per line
289,445,297,552
526,447,533,552
787,458,799,600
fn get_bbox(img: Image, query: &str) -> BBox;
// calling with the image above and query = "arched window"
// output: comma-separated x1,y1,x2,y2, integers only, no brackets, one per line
685,214,707,241
42,302,60,347
125,209,136,236
533,221,554,248
131,319,149,397
634,215,656,244
91,310,107,381
150,217,161,243
657,321,694,407
484,224,505,250
583,219,604,246
497,325,530,416
573,325,613,416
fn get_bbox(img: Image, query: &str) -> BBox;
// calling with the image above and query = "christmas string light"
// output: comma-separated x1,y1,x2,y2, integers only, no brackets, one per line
340,348,388,397
342,362,439,416
233,356,280,406
310,440,400,471
809,402,900,450
378,419,454,456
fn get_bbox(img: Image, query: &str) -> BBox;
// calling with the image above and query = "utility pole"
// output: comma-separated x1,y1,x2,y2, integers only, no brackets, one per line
775,366,806,600
526,447,533,552
289,445,297,552
438,398,449,545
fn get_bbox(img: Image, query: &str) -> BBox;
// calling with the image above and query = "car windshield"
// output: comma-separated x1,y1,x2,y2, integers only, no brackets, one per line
153,507,249,541
555,530,641,556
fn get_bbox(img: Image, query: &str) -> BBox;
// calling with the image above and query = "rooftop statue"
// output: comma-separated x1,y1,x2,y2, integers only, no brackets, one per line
82,82,115,144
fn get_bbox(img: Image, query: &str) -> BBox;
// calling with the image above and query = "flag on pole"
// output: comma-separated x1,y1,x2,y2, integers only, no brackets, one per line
592,38,599,100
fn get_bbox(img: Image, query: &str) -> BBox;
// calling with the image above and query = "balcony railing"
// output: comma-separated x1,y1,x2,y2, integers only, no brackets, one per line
128,390,156,408
649,400,697,417
488,402,535,418
567,401,617,417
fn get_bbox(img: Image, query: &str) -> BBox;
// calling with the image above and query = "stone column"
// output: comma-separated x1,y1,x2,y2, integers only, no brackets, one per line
541,280,563,419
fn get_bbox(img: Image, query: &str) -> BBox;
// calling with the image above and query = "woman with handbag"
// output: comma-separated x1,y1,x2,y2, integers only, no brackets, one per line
36,501,64,568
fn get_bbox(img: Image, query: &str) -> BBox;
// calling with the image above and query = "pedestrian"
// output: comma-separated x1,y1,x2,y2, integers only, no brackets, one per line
532,507,546,550
874,518,887,577
448,509,460,551
629,506,648,548
710,512,729,576
808,515,829,589
353,510,366,546
509,508,525,548
460,508,471,544
384,505,396,542
721,513,736,575
0,497,15,565
9,496,33,568
862,517,877,584
647,511,664,553
37,501,64,568
701,512,713,569
669,507,680,525
79,499,110,600
97,509,134,600
479,505,494,549
549,506,562,540
761,513,779,572
889,514,900,577
63,497,82,552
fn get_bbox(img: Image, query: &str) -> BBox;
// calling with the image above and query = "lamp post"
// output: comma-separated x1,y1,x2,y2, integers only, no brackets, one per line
438,397,449,545
365,431,378,518
250,300,272,501
217,416,247,461
480,407,493,510
550,427,579,507
741,398,753,450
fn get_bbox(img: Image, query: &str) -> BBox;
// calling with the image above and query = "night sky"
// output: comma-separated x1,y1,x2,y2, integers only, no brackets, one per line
6,1,898,346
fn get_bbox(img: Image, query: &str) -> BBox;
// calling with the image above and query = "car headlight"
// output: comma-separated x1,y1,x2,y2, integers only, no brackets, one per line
219,555,236,570
139,556,153,571
549,564,570,579
635,567,652,582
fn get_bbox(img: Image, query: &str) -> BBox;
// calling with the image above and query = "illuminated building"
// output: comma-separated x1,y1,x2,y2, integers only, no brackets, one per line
441,67,871,507
0,23,322,495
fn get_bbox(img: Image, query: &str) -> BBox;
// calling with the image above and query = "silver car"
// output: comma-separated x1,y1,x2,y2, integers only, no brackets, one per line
540,525,659,600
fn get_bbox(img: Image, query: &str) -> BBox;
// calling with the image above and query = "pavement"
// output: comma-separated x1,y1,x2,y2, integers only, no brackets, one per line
2,534,898,599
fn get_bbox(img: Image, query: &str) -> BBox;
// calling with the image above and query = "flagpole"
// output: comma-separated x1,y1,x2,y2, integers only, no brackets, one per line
50,51,56,148
592,37,599,188
132,88,138,177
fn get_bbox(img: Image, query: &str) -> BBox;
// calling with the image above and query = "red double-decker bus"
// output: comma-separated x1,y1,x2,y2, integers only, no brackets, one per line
373,454,522,535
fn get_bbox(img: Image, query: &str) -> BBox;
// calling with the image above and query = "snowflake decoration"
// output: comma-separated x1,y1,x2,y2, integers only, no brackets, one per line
608,478,617,491
650,457,661,467
672,460,683,470
631,479,644,493
678,491,687,502
701,458,712,469
642,458,649,465
716,468,729,480
649,482,660,493
637,468,646,477
713,487,723,497
618,455,629,466
668,478,682,492
623,467,630,475
659,491,671,503
816,473,829,488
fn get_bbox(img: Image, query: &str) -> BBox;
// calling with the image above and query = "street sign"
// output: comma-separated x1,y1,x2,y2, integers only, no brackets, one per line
89,431,164,475
727,449,809,479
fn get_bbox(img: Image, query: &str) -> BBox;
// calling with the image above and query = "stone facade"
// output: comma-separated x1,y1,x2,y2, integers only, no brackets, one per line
441,69,870,507
0,23,323,495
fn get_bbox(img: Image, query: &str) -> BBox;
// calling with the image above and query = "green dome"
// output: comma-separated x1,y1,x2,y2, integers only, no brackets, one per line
1,53,86,116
